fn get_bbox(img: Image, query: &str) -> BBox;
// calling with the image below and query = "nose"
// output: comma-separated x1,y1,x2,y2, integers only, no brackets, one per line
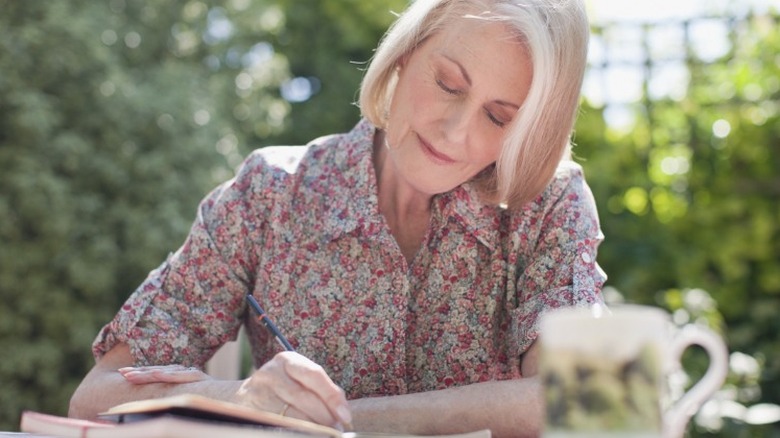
441,103,473,145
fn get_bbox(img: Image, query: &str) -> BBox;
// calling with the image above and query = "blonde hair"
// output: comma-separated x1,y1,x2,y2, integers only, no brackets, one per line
359,0,589,209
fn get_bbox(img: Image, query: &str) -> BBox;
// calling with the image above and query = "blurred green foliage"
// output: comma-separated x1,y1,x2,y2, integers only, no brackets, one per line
0,0,777,436
575,12,780,437
0,0,234,427
0,0,402,430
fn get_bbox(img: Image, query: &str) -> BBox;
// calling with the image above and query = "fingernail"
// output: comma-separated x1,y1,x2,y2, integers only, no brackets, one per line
117,367,134,373
337,405,352,427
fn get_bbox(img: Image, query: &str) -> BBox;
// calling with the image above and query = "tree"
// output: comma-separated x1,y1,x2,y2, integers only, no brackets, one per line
263,0,407,145
0,0,403,430
2,1,778,435
0,0,238,428
575,12,780,436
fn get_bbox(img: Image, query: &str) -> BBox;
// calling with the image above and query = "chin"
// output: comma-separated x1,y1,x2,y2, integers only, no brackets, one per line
417,180,462,196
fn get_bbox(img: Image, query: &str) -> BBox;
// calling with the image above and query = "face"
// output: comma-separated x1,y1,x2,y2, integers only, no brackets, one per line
384,13,533,196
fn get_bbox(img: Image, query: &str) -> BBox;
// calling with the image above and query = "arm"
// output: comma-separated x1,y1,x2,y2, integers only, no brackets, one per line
68,343,243,420
350,341,543,438
69,343,351,429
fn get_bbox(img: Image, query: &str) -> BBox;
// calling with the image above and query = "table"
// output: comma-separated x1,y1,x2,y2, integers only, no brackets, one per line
1,434,55,437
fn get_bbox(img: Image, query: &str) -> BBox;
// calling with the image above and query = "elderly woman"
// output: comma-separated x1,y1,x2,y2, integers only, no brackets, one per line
69,0,604,436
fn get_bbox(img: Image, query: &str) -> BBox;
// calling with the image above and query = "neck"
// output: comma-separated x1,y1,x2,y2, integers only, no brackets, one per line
372,130,432,264
372,130,432,219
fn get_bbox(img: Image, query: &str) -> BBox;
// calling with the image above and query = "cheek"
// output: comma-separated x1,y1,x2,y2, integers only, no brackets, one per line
468,136,503,167
394,70,439,115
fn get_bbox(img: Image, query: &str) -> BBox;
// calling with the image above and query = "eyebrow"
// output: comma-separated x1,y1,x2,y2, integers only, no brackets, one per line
442,54,521,111
442,54,472,86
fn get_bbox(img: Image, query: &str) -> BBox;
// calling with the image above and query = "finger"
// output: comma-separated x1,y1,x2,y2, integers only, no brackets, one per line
278,353,352,427
272,371,338,426
282,404,345,432
118,364,192,374
246,359,336,425
240,354,343,427
119,366,210,384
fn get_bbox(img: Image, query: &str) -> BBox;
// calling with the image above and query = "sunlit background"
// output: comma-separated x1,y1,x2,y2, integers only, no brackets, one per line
0,0,779,435
584,0,780,431
587,0,780,129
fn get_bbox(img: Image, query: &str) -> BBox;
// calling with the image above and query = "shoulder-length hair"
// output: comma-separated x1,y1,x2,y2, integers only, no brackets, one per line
359,0,589,209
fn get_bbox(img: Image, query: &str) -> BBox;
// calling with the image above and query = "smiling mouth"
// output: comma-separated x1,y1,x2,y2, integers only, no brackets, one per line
418,135,456,165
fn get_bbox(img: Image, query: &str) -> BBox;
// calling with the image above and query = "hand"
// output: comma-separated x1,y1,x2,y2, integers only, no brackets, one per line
236,351,352,430
118,364,212,384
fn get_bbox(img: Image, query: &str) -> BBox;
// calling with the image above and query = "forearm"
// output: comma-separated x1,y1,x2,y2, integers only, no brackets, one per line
70,344,351,428
350,377,543,438
69,343,244,420
68,366,243,420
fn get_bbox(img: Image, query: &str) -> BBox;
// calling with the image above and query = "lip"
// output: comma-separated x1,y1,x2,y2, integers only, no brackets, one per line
417,134,456,165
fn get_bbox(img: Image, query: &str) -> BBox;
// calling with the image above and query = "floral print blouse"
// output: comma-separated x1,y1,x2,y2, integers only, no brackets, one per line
93,118,606,398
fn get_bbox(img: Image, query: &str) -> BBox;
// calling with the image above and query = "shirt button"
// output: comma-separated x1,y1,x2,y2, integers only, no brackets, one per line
581,252,593,263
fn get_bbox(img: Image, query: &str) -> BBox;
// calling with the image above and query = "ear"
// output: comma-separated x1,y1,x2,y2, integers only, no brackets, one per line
396,52,411,69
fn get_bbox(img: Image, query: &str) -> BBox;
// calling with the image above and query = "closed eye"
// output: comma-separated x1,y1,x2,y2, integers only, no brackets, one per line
485,110,506,128
439,80,508,127
436,79,461,96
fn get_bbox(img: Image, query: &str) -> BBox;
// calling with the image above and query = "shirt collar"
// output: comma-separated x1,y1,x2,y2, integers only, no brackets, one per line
434,184,504,251
318,118,504,251
317,119,383,240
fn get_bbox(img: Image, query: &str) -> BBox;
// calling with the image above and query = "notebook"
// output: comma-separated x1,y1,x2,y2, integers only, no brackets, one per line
21,394,492,438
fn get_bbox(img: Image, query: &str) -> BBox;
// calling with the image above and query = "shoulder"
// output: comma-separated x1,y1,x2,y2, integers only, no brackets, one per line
519,160,596,217
545,160,590,200
212,120,373,219
498,160,601,250
246,132,347,172
228,131,348,196
247,145,311,174
239,120,372,182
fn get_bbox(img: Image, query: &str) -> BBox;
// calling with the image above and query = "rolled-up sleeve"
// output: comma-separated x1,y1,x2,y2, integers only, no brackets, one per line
509,163,607,358
92,152,273,367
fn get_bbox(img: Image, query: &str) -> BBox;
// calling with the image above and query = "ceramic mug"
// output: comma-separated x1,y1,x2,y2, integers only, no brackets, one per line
539,304,729,438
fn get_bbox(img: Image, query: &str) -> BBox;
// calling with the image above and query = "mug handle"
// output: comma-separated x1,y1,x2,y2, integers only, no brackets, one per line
664,324,729,438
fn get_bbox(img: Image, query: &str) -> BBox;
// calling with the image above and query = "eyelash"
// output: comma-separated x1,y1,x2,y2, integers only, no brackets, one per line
486,111,505,128
436,79,460,96
436,79,506,128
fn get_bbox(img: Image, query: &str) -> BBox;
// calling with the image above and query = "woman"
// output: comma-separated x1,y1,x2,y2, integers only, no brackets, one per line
69,0,605,436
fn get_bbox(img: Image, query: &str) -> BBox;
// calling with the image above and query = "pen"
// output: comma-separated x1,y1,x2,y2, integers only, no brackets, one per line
246,294,353,431
246,294,295,352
